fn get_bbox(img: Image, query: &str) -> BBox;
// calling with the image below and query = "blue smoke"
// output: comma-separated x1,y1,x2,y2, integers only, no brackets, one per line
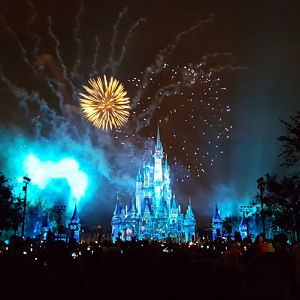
23,154,88,201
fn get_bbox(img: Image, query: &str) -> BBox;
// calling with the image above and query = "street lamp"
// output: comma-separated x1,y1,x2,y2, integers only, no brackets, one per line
21,176,31,238
257,177,266,239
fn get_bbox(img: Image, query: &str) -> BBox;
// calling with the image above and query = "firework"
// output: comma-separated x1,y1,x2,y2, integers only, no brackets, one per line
80,75,130,130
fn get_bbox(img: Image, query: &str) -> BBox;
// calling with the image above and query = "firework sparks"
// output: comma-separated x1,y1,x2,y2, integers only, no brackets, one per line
80,75,130,130
128,63,232,180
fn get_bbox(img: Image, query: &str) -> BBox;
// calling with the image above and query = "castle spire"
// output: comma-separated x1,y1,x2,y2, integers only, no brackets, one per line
128,196,136,213
136,168,142,182
155,126,163,152
113,195,122,214
164,154,169,169
71,202,79,221
240,211,247,227
171,193,178,209
68,201,81,243
214,204,221,220
185,196,194,218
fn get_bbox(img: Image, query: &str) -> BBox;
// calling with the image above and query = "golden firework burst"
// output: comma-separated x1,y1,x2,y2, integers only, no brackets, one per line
79,75,130,130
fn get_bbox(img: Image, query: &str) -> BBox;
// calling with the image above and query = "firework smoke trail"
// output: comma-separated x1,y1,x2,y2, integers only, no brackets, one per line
0,66,28,99
26,0,38,29
202,52,248,73
90,35,100,77
25,0,42,57
114,18,147,71
132,14,215,109
102,6,128,74
134,65,195,131
71,0,85,79
0,14,32,69
47,15,76,98
0,65,62,135
46,78,67,113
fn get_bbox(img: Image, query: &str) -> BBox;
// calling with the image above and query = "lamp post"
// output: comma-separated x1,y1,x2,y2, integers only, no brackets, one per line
257,177,266,239
21,176,31,238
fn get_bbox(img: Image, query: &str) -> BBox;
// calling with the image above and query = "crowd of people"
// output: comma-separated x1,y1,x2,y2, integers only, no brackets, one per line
0,233,299,299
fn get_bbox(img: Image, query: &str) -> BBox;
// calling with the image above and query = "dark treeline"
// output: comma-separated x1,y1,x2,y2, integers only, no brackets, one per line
255,112,300,242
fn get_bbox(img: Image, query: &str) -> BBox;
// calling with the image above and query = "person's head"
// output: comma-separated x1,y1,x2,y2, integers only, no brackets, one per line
256,235,264,243
272,233,288,253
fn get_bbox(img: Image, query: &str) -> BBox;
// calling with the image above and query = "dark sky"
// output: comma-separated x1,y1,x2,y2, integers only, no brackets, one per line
0,0,299,226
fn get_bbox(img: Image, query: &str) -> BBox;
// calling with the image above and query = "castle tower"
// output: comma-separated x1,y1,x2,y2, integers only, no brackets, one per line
184,198,196,242
163,155,172,210
68,203,81,243
124,197,138,240
135,169,143,215
141,199,153,239
170,194,178,222
111,197,125,241
212,205,223,240
153,127,164,210
153,127,163,181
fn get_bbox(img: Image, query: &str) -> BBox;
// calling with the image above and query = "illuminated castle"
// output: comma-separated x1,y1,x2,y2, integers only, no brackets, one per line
111,128,196,242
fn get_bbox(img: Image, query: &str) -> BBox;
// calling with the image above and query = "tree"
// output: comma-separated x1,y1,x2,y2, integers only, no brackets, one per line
0,173,21,235
259,173,300,243
223,215,241,236
278,111,300,167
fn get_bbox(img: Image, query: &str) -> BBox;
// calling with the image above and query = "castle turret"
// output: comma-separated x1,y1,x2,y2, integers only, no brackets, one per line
170,194,178,223
163,155,172,210
153,127,163,182
212,205,223,240
136,169,143,214
184,198,196,242
153,127,164,210
68,203,81,243
111,197,125,241
123,197,138,240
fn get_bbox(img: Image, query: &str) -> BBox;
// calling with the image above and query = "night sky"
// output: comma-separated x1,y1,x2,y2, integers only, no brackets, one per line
0,0,299,227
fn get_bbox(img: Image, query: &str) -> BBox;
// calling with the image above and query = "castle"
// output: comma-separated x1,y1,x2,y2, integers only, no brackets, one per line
111,128,196,242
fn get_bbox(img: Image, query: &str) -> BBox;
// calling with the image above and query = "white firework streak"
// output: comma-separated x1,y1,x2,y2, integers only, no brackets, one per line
201,52,248,73
25,0,42,57
134,82,181,132
102,6,128,73
0,65,57,134
47,15,76,96
90,35,100,77
134,67,197,132
0,14,32,69
26,0,37,28
208,65,248,73
71,0,85,78
113,18,147,72
46,78,66,113
132,14,215,108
